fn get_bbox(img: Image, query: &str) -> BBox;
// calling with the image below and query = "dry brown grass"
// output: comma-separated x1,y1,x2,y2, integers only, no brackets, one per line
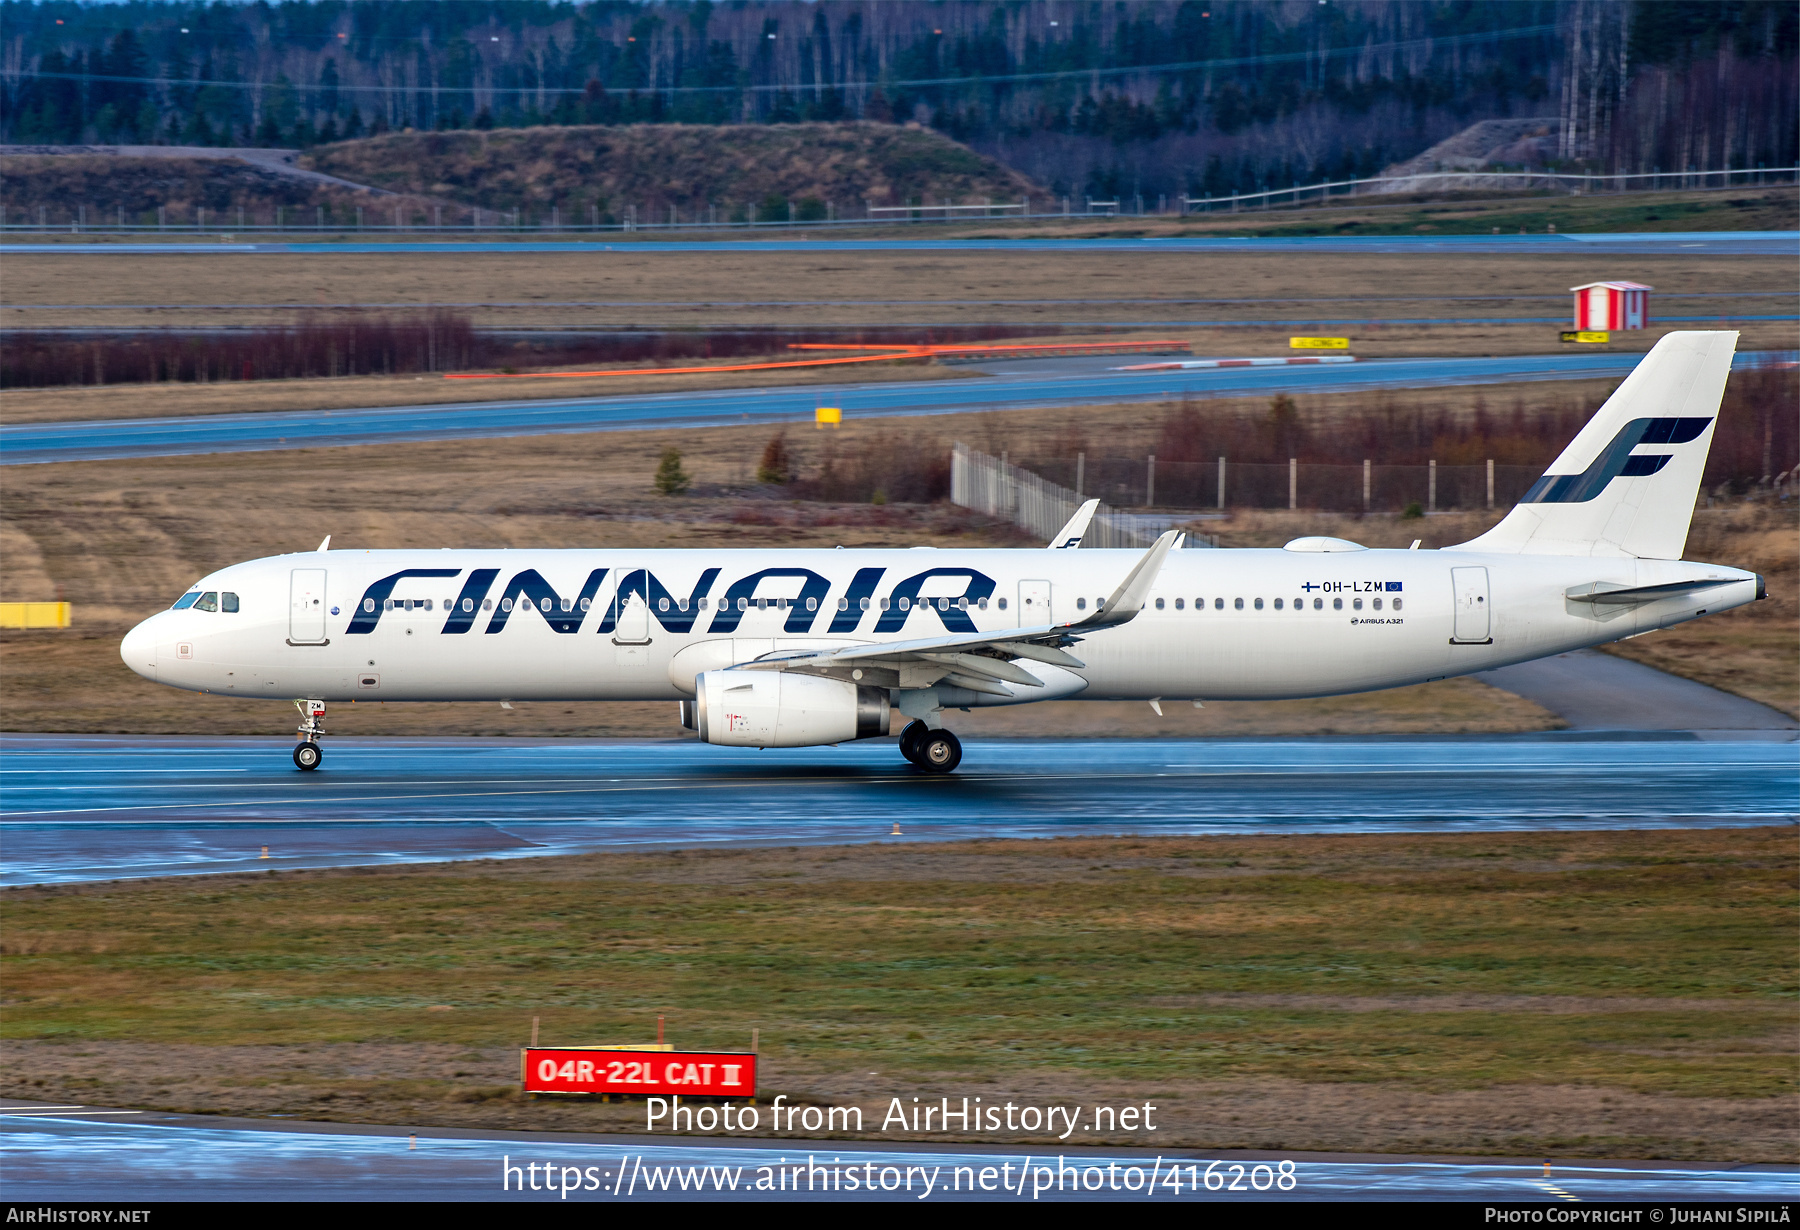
1600,503,1800,718
4,248,1790,333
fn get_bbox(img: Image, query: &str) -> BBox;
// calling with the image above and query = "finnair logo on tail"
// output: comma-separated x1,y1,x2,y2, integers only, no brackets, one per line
1521,416,1711,504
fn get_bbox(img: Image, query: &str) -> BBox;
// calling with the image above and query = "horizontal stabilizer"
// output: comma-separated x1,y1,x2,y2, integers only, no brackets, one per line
1565,578,1737,605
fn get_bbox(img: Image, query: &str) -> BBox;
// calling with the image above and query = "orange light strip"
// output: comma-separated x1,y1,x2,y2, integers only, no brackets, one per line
444,351,933,380
443,338,1190,381
786,339,1190,356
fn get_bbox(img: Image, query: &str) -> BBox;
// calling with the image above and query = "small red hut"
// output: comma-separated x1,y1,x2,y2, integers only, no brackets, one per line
1571,281,1651,331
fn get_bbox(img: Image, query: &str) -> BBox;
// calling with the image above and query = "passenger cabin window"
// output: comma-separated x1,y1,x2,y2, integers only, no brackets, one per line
1214,598,1224,610
221,592,239,613
1372,597,1383,610
1333,597,1343,610
1175,598,1184,610
1273,598,1283,610
172,591,200,610
978,597,988,610
193,592,219,612
1155,597,1165,610
1313,598,1323,610
1076,598,1088,610
1353,598,1363,610
1393,598,1404,611
1254,598,1264,610
1234,598,1244,610
997,597,1008,610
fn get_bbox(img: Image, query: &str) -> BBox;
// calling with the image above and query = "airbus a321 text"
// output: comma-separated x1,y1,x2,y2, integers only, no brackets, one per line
122,332,1765,774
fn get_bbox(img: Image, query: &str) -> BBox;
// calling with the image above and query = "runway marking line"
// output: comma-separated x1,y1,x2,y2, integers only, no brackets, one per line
4,767,1785,820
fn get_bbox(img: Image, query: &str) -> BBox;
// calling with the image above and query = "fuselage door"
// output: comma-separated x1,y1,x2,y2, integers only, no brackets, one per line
1450,566,1491,643
1018,579,1051,627
289,568,328,643
614,590,651,644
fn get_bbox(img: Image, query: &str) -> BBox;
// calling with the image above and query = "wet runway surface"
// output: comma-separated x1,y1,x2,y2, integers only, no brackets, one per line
6,230,1795,256
2,735,1792,886
4,1106,1795,1202
10,351,1793,465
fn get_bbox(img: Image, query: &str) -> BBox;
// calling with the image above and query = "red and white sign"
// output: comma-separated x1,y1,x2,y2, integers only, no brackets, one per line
1571,281,1651,331
522,1048,756,1097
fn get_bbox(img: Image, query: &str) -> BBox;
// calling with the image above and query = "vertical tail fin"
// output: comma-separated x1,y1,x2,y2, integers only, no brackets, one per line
1449,331,1737,560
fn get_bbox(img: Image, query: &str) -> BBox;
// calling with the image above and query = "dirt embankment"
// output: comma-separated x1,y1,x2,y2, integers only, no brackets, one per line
300,122,1040,215
0,152,442,226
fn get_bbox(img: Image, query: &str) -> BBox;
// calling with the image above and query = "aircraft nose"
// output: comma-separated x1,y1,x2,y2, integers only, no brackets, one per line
120,619,158,681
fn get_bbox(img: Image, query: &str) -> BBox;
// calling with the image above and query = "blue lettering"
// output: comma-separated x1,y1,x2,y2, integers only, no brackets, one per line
874,569,995,633
707,569,832,634
829,567,886,633
597,568,721,634
485,569,608,634
346,569,460,634
441,568,500,634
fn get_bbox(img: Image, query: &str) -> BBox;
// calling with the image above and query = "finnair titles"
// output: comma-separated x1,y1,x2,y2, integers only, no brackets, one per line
123,332,1764,773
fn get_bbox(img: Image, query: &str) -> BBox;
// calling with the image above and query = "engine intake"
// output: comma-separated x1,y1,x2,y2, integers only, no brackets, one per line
694,670,889,748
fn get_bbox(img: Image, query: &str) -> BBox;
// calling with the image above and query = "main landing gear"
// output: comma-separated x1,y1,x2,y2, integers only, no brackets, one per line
293,699,326,771
898,719,962,775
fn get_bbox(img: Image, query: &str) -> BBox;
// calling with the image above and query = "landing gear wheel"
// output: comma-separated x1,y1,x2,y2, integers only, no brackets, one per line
293,741,322,771
915,729,962,775
898,719,929,764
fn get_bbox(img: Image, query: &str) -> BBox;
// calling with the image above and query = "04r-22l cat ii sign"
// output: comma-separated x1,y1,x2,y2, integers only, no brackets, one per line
123,333,1764,775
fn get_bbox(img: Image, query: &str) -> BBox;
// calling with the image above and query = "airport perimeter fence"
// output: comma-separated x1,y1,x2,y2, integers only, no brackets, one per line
956,444,1546,531
951,443,1182,549
1,166,1793,236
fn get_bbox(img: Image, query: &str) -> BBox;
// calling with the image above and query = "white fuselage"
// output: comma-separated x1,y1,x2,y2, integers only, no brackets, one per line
121,545,1757,706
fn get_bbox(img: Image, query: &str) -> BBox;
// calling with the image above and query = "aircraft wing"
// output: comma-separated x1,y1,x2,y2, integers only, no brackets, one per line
734,530,1181,696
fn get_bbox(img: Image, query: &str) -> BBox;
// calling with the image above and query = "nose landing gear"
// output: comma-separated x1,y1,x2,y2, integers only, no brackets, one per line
897,719,962,775
293,699,326,771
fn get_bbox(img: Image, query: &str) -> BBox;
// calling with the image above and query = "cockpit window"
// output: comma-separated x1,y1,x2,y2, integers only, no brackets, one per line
221,592,240,613
193,592,219,612
171,591,201,610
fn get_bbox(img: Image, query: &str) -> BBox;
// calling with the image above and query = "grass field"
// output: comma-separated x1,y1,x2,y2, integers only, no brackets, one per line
4,246,1792,333
3,828,1793,1158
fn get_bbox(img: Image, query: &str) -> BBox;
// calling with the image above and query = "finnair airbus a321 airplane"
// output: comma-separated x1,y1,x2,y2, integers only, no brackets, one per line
122,331,1763,774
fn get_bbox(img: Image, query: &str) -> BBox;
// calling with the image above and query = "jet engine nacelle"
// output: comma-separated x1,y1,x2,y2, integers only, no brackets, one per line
693,670,890,748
